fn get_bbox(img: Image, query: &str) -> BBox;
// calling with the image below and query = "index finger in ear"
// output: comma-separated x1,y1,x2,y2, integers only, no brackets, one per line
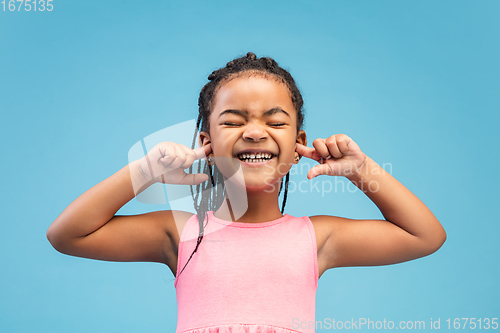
295,143,321,162
193,143,212,160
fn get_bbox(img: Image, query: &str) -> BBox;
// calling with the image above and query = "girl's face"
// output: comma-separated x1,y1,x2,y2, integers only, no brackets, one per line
200,74,306,191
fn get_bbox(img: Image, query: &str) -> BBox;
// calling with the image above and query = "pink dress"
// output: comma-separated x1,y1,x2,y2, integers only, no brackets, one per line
175,211,319,333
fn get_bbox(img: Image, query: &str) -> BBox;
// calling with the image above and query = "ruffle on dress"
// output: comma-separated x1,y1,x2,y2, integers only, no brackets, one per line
180,323,306,333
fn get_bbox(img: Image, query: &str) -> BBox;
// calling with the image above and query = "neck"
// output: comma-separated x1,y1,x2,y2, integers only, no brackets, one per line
214,178,285,223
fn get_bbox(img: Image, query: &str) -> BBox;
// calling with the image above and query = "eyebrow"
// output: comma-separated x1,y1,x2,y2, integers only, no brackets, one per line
218,107,291,119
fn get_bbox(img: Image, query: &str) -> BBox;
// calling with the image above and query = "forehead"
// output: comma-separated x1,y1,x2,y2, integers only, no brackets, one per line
211,74,295,117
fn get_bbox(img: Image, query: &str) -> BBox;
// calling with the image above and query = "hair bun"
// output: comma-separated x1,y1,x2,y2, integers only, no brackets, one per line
246,52,257,60
262,57,273,68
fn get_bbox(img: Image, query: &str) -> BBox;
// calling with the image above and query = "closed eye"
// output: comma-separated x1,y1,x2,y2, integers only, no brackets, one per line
223,122,285,127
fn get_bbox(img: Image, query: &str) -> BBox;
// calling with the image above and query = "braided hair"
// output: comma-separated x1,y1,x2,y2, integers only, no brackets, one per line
177,52,306,278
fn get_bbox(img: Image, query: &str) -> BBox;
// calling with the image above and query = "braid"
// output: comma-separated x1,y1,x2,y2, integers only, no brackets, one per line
177,52,305,279
280,172,290,215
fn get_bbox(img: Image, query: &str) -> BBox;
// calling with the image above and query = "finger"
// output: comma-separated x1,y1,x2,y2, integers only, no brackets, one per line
338,136,350,154
178,144,201,169
307,163,333,179
178,172,209,185
160,153,176,166
169,146,188,170
312,138,331,160
159,145,178,166
193,143,212,160
325,136,342,158
295,143,322,162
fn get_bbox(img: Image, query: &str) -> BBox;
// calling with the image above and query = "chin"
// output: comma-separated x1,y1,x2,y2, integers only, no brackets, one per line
224,176,280,193
246,183,277,193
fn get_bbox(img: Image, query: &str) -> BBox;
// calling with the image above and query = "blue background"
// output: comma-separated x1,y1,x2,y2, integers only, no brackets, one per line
1,0,499,332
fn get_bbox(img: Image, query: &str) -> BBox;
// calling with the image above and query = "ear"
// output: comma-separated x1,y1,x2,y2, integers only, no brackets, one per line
198,131,212,151
295,130,307,163
296,130,307,146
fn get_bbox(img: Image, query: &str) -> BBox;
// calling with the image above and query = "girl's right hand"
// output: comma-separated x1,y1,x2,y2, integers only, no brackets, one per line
137,142,212,185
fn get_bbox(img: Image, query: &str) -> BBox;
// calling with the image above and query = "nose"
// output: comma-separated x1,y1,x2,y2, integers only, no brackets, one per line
242,122,268,142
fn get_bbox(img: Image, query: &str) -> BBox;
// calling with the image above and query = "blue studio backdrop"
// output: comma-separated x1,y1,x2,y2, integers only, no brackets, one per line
1,1,498,332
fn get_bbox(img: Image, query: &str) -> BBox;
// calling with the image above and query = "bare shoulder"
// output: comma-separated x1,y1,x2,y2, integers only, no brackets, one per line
308,214,377,254
308,215,349,278
308,214,347,250
162,210,195,247
308,215,351,246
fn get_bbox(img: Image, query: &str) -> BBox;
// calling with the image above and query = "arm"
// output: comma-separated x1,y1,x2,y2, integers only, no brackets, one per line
46,160,186,266
318,155,446,269
297,137,446,269
47,142,210,267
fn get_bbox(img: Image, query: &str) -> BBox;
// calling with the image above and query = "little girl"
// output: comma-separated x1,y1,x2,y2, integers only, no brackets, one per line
47,52,446,333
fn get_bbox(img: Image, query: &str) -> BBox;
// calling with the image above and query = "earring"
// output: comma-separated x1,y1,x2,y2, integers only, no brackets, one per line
294,153,300,162
207,154,214,165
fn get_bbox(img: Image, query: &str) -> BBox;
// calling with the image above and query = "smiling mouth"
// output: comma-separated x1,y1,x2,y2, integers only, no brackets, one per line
236,152,276,163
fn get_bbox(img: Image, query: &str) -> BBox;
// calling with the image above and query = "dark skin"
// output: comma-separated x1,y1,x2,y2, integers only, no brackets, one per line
46,74,446,280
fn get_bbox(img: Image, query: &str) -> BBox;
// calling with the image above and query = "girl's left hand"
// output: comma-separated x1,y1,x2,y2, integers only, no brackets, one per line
296,134,367,179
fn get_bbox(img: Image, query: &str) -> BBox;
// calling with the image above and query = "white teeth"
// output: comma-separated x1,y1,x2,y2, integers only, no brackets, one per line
237,152,274,162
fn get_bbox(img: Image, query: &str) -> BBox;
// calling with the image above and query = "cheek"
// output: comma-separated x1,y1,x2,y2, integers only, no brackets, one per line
275,136,297,157
213,132,241,155
211,139,232,156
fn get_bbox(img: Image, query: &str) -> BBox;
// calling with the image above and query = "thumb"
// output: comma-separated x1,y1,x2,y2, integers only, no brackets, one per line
307,164,332,179
179,172,210,185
